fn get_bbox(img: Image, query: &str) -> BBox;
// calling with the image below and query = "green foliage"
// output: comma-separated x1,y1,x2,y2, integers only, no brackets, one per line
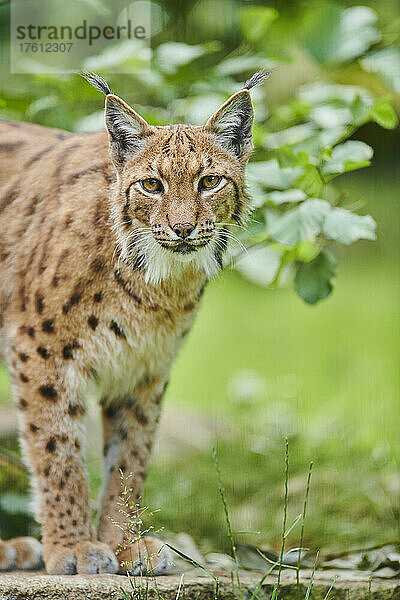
0,1,397,305
300,5,381,64
295,252,336,305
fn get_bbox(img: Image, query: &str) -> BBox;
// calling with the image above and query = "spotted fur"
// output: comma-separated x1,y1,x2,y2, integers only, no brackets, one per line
0,73,261,575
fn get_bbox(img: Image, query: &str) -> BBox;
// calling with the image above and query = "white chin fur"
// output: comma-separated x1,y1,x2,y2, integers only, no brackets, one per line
143,242,220,285
112,219,222,286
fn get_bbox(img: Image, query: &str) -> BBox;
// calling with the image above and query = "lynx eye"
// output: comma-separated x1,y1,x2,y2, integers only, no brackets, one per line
199,175,221,190
140,178,163,193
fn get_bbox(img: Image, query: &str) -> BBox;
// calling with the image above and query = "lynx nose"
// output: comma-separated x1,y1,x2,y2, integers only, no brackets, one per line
172,222,195,239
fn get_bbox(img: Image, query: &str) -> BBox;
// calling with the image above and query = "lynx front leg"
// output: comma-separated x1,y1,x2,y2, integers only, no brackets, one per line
98,378,171,574
13,370,118,575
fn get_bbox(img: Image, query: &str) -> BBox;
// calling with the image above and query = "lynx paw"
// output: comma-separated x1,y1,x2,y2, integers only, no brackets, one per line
117,536,172,575
0,537,42,570
45,541,119,575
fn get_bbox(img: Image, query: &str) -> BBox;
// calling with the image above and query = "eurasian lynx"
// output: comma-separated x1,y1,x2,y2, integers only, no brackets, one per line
0,71,265,575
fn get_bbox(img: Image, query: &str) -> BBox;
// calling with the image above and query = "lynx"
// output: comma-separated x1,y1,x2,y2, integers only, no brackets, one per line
0,71,265,575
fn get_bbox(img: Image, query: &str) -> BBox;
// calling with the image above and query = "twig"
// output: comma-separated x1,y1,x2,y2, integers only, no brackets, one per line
324,539,400,561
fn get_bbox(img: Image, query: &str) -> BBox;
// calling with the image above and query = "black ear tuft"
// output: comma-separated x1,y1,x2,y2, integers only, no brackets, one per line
80,70,112,96
205,90,254,162
105,95,151,165
243,70,271,90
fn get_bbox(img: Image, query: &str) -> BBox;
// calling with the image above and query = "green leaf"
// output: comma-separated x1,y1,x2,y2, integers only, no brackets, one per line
236,247,281,287
323,208,376,245
273,99,311,128
296,165,324,197
311,105,353,129
295,240,320,263
215,55,274,77
301,5,380,65
264,124,317,149
155,42,218,73
266,189,307,205
370,97,399,130
298,83,373,107
360,48,400,94
270,199,331,246
247,160,304,191
323,141,373,175
295,252,336,304
240,7,279,43
350,94,372,127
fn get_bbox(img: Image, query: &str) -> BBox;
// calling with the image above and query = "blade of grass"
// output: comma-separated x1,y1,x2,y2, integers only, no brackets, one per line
165,543,220,600
297,461,313,600
119,588,131,600
249,563,276,600
212,446,243,600
304,551,319,600
323,575,337,600
275,438,290,597
284,513,302,539
232,530,261,535
176,574,184,600
164,543,217,581
256,547,298,571
271,581,279,600
252,439,290,600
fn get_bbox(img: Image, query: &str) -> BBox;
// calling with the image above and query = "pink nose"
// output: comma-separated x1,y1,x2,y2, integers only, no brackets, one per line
172,222,195,239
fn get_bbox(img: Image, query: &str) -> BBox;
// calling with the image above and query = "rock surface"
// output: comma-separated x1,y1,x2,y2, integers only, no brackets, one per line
0,570,399,599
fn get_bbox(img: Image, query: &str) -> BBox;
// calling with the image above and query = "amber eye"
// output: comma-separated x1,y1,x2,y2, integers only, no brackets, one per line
200,175,221,190
140,178,163,193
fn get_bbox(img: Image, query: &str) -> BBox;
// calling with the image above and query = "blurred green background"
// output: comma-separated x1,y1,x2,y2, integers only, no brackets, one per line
0,0,399,558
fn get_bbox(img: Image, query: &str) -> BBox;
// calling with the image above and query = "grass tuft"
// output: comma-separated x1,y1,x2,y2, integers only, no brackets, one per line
115,441,326,600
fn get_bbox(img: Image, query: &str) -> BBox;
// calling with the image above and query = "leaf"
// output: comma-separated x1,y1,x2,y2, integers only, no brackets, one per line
269,199,331,246
83,39,151,71
236,248,281,287
264,123,317,149
295,252,336,305
155,42,217,73
323,141,373,175
295,240,320,263
246,160,304,191
360,48,400,94
298,83,373,107
301,5,380,65
370,97,399,130
173,93,226,125
310,105,353,129
266,189,307,205
296,165,324,197
323,208,376,245
350,94,372,127
215,55,275,77
240,7,279,43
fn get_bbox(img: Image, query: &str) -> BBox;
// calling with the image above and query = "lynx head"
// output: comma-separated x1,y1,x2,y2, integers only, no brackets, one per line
82,71,268,285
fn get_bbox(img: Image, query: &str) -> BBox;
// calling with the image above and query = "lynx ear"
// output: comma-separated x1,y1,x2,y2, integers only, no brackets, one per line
105,94,151,165
205,90,254,162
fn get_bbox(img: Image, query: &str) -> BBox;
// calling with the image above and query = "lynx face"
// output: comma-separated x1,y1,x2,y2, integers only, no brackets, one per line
104,90,254,284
